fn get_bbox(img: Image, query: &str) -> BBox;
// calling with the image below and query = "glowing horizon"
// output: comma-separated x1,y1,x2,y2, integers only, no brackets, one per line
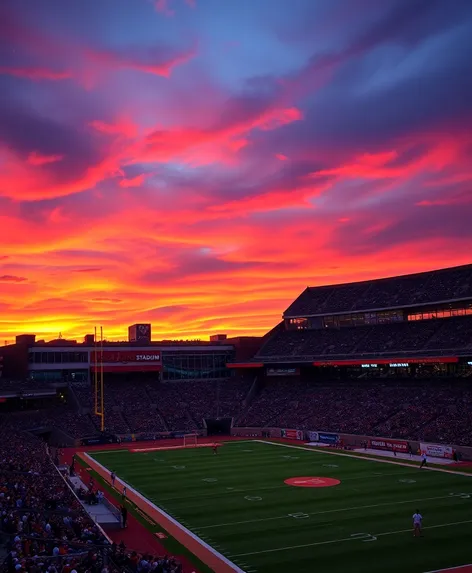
1,0,472,344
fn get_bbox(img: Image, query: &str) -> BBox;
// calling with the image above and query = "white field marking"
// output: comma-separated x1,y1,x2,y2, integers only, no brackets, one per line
171,465,186,469
289,478,327,485
424,564,472,573
323,464,339,468
281,455,299,460
399,479,417,484
157,483,288,502
350,532,377,542
255,440,472,478
288,512,309,519
449,492,472,499
244,496,262,501
242,449,253,452
233,518,472,557
83,453,245,573
197,493,455,530
202,478,218,483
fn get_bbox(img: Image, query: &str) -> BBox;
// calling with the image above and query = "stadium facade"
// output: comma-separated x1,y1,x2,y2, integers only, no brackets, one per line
0,325,261,384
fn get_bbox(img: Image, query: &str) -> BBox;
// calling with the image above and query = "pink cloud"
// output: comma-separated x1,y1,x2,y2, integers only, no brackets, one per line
86,45,195,78
0,66,71,81
89,119,138,139
119,174,147,188
154,0,175,16
27,151,64,166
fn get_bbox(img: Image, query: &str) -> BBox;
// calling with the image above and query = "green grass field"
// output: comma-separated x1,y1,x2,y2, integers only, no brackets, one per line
90,441,472,573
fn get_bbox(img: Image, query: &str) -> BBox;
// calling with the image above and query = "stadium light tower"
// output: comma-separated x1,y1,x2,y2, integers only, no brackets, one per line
94,326,105,432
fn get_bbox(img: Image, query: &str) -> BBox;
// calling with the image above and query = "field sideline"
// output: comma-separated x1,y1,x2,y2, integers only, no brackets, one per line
83,440,472,573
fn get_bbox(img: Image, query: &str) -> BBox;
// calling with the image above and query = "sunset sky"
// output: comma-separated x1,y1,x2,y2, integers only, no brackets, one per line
1,0,472,343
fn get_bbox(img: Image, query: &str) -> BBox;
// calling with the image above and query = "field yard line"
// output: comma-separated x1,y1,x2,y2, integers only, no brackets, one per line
257,441,472,478
83,453,245,573
232,518,472,557
197,493,453,530
424,564,472,572
155,469,420,503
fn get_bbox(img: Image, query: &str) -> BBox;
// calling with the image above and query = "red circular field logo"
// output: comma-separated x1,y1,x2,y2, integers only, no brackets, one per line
284,476,341,488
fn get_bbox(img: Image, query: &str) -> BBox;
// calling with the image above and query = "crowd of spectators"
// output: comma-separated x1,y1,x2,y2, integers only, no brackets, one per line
0,409,96,439
0,380,58,392
0,430,185,572
240,377,472,446
284,264,472,316
257,315,472,359
0,430,109,572
69,377,252,437
3,364,472,449
144,377,251,431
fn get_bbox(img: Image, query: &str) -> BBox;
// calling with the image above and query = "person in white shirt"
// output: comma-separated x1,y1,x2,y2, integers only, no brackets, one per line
420,454,427,469
412,509,423,537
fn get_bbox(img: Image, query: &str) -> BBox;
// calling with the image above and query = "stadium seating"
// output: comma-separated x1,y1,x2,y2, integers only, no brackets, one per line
0,430,184,573
0,430,107,567
2,371,472,446
239,377,472,446
256,315,472,359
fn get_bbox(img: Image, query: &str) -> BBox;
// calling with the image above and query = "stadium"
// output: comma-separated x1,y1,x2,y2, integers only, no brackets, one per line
2,264,472,573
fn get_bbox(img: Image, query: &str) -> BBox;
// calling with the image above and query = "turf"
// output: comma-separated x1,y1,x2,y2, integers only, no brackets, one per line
90,441,472,573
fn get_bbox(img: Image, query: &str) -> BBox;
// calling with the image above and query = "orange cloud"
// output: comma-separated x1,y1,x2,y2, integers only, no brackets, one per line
0,275,27,283
1,1,471,346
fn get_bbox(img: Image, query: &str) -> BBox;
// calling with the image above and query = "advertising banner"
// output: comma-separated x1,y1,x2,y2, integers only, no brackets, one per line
317,432,339,444
281,429,304,440
306,431,319,442
313,357,458,367
90,348,162,372
420,443,453,459
138,434,158,441
369,438,408,453
91,350,161,363
266,368,300,376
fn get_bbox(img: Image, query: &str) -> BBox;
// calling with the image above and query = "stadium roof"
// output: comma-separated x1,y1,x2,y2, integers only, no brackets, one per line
284,263,472,318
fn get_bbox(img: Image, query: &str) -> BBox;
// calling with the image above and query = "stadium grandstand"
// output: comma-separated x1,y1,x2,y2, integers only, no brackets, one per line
0,266,471,448
255,263,472,362
1,264,472,572
0,266,470,448
232,264,472,447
